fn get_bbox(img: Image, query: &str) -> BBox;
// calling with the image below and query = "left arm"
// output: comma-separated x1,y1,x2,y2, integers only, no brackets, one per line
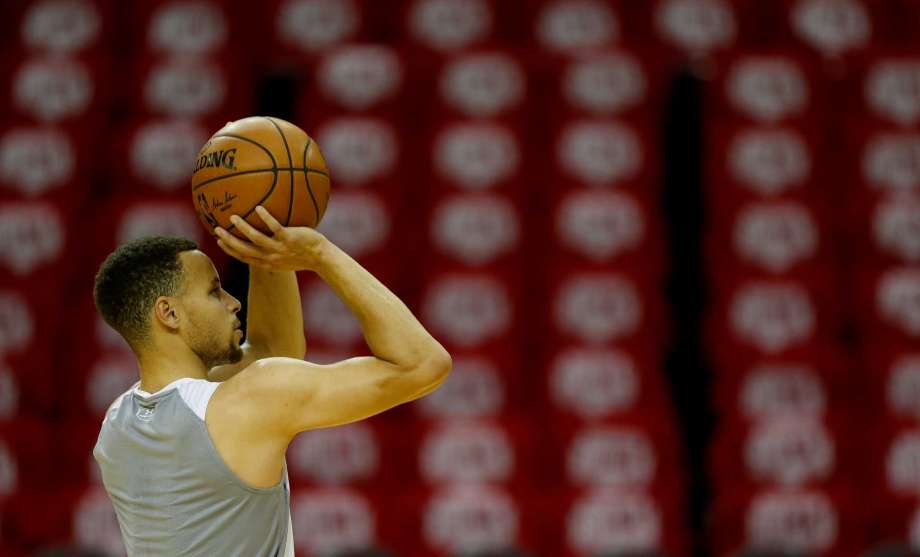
209,266,306,382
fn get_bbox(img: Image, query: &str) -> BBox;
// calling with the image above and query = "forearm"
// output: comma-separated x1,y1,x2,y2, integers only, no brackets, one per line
245,266,306,359
315,241,447,369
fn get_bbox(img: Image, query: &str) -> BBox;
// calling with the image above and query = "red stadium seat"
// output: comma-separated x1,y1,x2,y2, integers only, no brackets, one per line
428,119,524,195
402,0,500,55
420,271,519,352
545,187,666,276
855,51,920,127
854,266,920,343
127,0,236,58
312,115,403,195
1,53,108,125
411,353,513,420
709,51,824,126
530,0,622,56
290,486,390,557
266,0,370,64
13,0,111,55
653,0,740,62
303,44,407,119
433,50,529,126
546,486,690,557
423,190,523,273
109,118,212,197
542,343,675,426
710,485,866,557
398,483,540,557
0,123,91,206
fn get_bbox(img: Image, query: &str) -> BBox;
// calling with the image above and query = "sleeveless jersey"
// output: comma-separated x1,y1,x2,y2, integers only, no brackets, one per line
93,377,295,556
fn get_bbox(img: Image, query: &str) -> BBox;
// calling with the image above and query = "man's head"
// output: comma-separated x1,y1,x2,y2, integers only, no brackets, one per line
93,236,243,368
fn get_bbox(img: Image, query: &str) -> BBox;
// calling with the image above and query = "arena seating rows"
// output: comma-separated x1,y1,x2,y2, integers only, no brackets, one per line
1,1,920,556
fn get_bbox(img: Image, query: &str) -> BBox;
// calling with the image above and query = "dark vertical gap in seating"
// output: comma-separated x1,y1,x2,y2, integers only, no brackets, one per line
223,72,300,332
662,68,714,557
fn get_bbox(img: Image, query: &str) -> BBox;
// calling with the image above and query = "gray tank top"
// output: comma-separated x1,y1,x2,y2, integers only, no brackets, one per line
93,378,295,557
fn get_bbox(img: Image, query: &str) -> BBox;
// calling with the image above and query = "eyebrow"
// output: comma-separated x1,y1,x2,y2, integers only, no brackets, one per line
210,277,221,288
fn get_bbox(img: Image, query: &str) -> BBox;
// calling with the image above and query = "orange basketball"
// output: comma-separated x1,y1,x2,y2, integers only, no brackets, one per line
191,116,330,239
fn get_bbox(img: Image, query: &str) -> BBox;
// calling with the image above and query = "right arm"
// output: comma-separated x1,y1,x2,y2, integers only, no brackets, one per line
210,207,451,441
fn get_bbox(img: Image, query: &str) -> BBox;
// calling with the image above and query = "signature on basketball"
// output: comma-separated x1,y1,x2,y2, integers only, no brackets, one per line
212,191,238,212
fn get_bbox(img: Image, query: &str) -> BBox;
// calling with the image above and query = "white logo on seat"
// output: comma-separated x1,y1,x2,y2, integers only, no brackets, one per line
292,487,375,555
550,347,639,417
319,46,402,110
729,128,811,194
318,118,398,186
866,60,920,125
555,274,642,342
537,0,619,53
0,292,34,353
730,283,816,352
746,488,838,552
431,193,519,265
131,120,208,190
440,53,524,117
73,487,126,556
435,123,519,189
0,127,75,196
863,133,920,192
144,58,226,117
567,427,655,486
741,364,825,418
23,0,101,52
558,121,642,185
874,194,920,261
567,488,661,554
117,203,203,244
14,56,93,122
424,485,519,554
277,0,358,52
728,57,808,121
734,201,818,272
421,421,514,483
888,431,920,492
302,281,363,346
423,275,512,347
746,418,834,484
410,0,492,51
878,268,920,336
0,203,64,275
417,356,504,418
87,354,139,415
792,0,870,57
889,355,920,418
148,1,228,54
656,0,736,54
317,192,390,258
564,52,646,114
556,190,644,261
289,423,379,484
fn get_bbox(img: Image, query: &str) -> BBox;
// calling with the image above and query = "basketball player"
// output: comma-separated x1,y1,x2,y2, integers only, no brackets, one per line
92,206,452,556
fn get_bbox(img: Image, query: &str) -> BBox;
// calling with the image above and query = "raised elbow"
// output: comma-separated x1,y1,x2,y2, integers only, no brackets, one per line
418,345,452,384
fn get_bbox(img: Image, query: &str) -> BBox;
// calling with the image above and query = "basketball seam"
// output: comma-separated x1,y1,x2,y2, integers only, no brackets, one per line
198,133,279,233
301,138,321,226
265,117,295,227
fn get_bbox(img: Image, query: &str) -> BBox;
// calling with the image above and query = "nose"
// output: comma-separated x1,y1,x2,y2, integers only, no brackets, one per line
225,292,242,314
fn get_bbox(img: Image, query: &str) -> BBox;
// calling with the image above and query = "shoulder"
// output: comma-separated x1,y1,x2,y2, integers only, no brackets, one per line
102,383,139,423
174,378,220,421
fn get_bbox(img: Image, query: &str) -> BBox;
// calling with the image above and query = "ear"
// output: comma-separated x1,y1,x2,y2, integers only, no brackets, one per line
153,296,181,331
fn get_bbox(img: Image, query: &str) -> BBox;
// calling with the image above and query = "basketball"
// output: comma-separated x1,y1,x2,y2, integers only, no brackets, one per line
191,116,330,239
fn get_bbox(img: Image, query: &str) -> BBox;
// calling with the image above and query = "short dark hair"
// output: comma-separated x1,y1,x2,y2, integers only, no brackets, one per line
93,236,198,347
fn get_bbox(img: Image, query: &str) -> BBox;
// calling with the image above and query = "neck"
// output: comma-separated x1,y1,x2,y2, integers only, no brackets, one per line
136,339,210,394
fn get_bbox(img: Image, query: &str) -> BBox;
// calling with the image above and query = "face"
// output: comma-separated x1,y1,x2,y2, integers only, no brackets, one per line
176,251,243,368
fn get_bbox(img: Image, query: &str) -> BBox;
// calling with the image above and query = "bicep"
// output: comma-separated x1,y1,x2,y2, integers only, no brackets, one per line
230,356,446,438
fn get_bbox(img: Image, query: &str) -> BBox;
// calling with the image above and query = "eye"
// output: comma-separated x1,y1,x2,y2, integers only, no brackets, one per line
211,288,221,297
